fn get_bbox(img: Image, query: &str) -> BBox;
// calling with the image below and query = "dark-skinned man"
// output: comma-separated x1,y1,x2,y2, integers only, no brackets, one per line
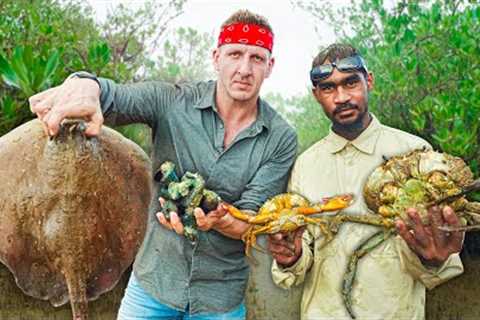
268,43,464,320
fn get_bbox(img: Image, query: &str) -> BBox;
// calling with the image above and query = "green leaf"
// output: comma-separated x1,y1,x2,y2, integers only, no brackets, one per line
0,54,20,88
11,47,30,85
41,50,60,88
1,96,16,119
98,43,111,66
402,29,416,43
10,46,34,95
431,3,441,23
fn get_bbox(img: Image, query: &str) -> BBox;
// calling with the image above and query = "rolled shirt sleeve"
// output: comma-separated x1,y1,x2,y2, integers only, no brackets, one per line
395,236,464,289
271,226,315,289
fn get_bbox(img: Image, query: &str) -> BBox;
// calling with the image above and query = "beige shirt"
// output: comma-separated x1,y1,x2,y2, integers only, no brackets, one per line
272,115,464,320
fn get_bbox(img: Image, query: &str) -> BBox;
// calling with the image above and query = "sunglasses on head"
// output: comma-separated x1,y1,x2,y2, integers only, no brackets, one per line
310,55,368,86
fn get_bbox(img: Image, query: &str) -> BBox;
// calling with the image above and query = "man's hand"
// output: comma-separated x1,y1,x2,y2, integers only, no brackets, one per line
267,228,304,267
156,199,230,235
194,203,229,231
396,206,464,267
29,77,103,137
156,197,185,235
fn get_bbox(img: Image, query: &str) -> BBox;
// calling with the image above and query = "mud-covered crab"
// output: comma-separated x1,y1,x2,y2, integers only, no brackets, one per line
155,161,221,242
341,149,480,319
226,193,355,256
363,149,480,227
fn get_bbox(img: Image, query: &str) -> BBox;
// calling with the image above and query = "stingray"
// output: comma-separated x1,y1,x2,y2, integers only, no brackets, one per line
0,119,151,319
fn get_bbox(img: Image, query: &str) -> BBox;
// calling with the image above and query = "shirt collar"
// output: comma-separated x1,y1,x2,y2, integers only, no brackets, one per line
194,81,270,132
325,114,381,154
193,81,217,110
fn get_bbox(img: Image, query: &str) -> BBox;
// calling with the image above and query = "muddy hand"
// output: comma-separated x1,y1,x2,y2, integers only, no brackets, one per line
29,77,103,137
267,227,304,267
194,203,229,231
396,206,464,266
156,197,184,235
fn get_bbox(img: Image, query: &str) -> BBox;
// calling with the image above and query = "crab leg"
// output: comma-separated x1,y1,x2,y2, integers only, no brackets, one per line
225,204,274,224
428,178,480,207
334,213,396,229
304,217,339,245
226,204,255,223
291,194,354,215
245,225,273,256
342,230,394,319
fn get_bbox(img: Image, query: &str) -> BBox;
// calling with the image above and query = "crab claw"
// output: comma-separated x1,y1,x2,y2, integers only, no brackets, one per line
319,193,355,212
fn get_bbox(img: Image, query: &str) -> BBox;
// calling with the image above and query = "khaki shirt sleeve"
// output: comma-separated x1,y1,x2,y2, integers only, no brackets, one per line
271,227,314,289
395,236,464,290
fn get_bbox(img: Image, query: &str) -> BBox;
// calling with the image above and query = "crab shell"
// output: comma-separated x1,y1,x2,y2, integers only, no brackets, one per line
257,193,310,217
363,149,474,222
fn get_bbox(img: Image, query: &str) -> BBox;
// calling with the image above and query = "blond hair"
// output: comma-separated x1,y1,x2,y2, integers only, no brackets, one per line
221,9,273,36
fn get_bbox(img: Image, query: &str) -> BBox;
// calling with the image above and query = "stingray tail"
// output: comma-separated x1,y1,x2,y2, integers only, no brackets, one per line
64,269,88,320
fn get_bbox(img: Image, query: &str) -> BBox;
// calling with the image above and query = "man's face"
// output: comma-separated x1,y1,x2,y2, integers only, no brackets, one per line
312,64,373,128
213,43,274,103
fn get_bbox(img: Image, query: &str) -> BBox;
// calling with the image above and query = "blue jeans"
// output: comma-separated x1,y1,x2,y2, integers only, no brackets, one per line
117,274,246,320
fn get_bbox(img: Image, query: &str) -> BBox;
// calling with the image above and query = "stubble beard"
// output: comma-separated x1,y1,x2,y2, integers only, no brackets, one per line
331,103,370,134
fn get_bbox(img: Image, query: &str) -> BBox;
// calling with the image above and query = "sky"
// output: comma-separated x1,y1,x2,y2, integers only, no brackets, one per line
86,0,338,97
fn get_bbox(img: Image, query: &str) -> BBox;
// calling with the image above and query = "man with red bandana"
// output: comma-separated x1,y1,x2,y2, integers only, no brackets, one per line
29,9,297,320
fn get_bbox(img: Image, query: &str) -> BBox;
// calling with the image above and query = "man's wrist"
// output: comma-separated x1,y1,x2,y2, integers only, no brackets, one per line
419,256,444,268
67,71,101,90
277,252,302,268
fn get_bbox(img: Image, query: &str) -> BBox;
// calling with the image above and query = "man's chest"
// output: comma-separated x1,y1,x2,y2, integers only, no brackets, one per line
155,110,267,203
298,149,382,201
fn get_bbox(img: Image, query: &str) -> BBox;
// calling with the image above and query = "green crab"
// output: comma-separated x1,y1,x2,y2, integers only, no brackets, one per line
341,149,480,319
156,161,221,242
363,149,480,226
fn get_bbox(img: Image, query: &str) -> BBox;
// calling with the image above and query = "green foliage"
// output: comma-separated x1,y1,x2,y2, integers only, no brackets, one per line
100,0,186,81
265,92,330,153
147,27,214,83
0,0,101,134
0,46,60,97
97,0,186,152
0,0,188,153
296,0,480,174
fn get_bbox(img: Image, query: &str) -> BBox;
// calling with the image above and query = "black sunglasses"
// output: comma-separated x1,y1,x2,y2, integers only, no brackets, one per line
310,55,368,86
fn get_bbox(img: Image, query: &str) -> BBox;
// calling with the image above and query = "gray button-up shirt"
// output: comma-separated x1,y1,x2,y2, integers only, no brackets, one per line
97,79,297,314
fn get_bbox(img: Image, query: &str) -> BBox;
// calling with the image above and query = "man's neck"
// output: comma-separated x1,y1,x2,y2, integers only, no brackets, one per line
332,113,372,141
215,84,258,126
215,84,259,147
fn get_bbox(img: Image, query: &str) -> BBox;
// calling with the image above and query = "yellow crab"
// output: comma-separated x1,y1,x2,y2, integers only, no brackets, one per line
226,193,354,256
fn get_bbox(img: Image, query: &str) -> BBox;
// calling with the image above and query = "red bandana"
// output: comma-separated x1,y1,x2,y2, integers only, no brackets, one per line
217,23,274,52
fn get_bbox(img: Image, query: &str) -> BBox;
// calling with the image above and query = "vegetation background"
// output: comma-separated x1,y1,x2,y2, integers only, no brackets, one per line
2,0,479,233
0,1,479,319
2,0,479,165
